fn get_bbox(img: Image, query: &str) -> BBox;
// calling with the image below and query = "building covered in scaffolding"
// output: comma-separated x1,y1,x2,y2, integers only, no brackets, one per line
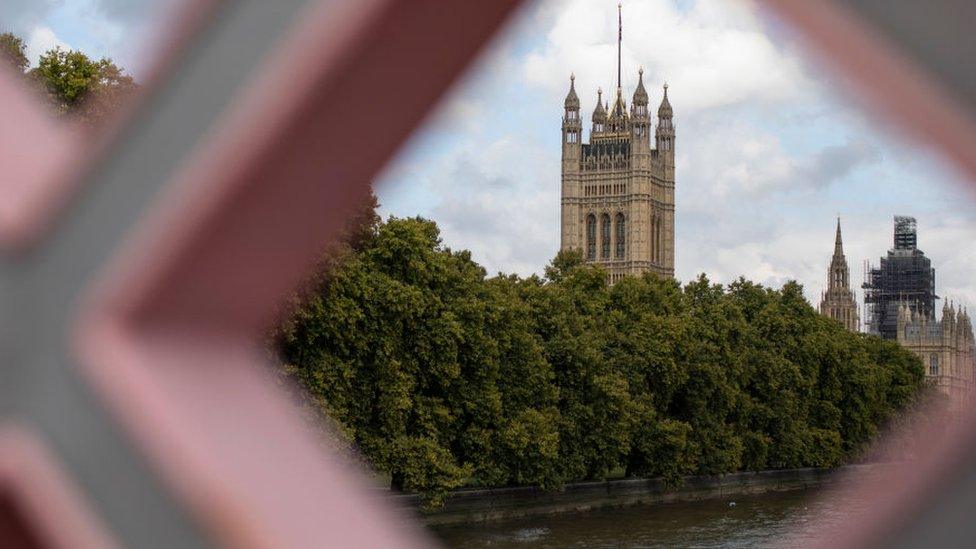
862,216,937,340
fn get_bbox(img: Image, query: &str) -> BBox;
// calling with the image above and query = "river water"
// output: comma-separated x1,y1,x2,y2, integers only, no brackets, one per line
431,486,864,548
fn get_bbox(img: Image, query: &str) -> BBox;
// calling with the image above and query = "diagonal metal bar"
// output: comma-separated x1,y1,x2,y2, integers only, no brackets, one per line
0,423,119,549
26,0,329,325
75,1,526,543
3,1,335,546
2,0,525,547
0,72,78,249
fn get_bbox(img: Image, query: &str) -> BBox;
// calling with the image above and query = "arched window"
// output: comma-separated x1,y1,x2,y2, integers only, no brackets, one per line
586,214,596,260
654,215,661,263
649,214,657,261
615,213,625,259
930,354,939,376
656,217,663,263
601,214,611,259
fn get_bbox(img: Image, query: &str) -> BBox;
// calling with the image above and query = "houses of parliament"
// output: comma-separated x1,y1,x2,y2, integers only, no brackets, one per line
559,6,675,283
820,216,975,415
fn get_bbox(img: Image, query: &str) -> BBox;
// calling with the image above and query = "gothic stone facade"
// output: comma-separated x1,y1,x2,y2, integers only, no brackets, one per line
819,219,860,331
898,302,975,416
559,70,675,283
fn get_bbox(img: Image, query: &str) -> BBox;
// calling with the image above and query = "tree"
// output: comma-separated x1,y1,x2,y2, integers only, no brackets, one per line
0,32,29,72
275,213,928,506
29,46,137,125
0,32,139,126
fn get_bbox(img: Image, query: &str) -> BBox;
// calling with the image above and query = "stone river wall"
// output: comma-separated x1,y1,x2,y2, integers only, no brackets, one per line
392,465,886,526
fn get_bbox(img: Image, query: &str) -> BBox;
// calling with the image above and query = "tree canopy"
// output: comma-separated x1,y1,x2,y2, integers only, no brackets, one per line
276,206,927,507
0,32,136,127
0,32,29,72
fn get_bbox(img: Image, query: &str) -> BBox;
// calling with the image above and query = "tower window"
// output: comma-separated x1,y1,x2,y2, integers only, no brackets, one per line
586,214,596,261
652,216,660,263
601,214,611,259
651,216,664,263
657,217,664,263
615,213,625,259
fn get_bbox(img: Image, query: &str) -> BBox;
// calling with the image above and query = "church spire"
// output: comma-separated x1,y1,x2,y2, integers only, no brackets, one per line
834,217,844,257
821,217,859,331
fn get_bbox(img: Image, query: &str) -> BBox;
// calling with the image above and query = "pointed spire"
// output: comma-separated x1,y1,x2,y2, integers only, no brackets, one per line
564,73,580,110
658,82,673,118
834,217,844,257
611,86,628,118
633,66,648,106
592,87,607,123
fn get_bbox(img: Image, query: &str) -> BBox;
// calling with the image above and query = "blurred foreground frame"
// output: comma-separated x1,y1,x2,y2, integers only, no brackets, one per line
0,0,974,548
0,0,523,546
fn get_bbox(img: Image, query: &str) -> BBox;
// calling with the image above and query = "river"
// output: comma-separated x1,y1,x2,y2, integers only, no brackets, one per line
430,486,864,548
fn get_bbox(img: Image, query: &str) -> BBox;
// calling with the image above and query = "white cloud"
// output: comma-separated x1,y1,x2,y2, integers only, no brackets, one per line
0,0,59,36
922,215,976,307
523,0,809,116
25,26,71,66
379,126,560,276
15,0,976,314
372,0,976,316
8,0,179,76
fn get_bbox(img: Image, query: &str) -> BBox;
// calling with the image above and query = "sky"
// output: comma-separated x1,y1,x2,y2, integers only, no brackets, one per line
4,0,975,314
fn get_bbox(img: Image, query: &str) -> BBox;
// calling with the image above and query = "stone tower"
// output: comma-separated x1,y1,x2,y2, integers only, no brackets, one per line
819,219,860,331
559,4,675,283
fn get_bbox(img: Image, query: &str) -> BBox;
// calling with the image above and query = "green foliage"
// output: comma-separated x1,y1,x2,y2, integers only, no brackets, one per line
276,212,927,507
0,32,137,127
30,46,136,124
0,32,29,72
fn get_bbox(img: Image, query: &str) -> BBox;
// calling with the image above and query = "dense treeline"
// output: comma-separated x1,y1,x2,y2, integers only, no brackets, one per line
276,202,926,506
1,31,136,126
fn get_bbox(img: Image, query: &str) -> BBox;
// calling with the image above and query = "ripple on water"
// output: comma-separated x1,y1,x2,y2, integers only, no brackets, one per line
509,527,550,543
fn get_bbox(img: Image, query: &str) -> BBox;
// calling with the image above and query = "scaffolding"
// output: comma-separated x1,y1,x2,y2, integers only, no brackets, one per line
862,216,937,339
894,215,917,250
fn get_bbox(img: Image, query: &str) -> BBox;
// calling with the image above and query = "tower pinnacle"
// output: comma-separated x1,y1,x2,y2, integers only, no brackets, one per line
834,217,844,257
564,73,579,110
